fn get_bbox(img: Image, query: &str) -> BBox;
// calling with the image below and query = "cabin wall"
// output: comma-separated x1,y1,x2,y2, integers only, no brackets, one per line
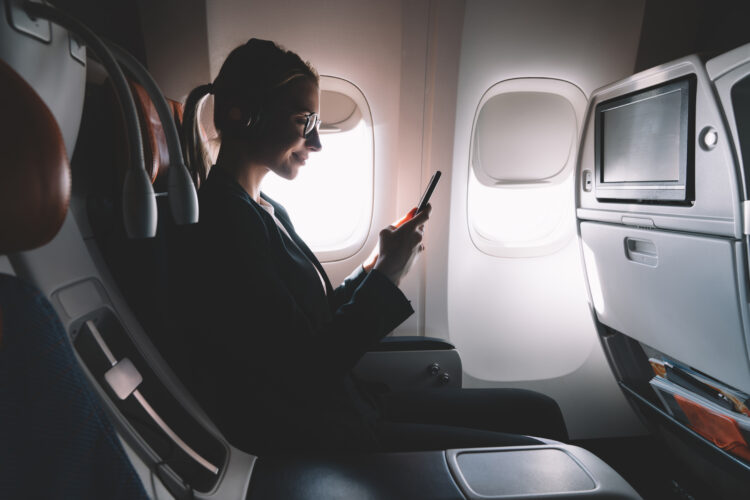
391,0,432,334
402,0,466,336
53,0,148,65
439,0,647,439
635,0,750,72
137,0,211,100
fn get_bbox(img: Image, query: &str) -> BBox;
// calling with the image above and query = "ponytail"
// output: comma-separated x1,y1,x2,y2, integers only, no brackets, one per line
181,83,213,187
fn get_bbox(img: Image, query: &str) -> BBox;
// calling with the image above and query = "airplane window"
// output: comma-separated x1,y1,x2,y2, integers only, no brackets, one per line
467,79,585,257
472,92,575,184
468,173,574,257
261,76,373,261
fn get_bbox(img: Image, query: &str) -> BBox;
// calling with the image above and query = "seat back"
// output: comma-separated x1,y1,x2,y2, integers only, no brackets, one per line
78,64,198,382
35,10,256,496
0,56,147,499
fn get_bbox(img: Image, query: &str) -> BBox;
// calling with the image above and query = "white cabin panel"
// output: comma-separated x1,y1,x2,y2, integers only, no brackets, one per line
442,0,647,439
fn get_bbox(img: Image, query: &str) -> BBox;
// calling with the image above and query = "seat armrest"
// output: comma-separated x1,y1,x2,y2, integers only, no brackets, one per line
246,444,641,500
372,336,455,351
246,450,465,500
445,444,641,499
354,337,462,389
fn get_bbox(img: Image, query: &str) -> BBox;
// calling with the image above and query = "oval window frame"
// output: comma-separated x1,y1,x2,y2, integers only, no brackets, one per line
467,78,587,258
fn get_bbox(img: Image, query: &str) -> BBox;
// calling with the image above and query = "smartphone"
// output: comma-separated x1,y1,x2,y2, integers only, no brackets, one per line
416,170,441,214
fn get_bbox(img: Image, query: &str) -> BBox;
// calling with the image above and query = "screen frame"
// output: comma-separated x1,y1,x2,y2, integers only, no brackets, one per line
594,76,695,203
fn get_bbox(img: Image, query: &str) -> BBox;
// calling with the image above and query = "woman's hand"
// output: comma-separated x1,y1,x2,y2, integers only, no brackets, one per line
363,207,426,272
369,205,431,286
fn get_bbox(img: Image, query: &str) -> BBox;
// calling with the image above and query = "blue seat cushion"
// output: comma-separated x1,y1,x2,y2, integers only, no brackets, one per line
0,274,147,499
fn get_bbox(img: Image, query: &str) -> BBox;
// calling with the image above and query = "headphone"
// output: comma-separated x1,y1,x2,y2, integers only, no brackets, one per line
226,103,260,131
222,71,307,139
224,96,263,138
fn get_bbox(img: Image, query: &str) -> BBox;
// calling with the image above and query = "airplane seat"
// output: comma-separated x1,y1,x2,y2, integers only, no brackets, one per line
0,57,148,500
576,44,750,495
64,43,261,497
0,3,261,497
77,69,197,378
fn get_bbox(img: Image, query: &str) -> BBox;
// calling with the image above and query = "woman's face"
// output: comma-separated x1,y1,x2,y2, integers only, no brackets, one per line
255,77,322,180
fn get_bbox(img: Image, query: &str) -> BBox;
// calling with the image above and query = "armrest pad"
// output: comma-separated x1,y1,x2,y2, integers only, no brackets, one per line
372,336,455,352
246,451,464,500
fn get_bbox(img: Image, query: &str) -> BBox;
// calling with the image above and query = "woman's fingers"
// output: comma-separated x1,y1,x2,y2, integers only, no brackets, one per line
372,204,431,285
394,204,430,250
393,207,418,228
400,204,431,230
408,203,432,226
393,204,431,230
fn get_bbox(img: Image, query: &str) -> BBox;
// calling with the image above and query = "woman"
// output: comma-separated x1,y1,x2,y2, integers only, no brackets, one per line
180,38,566,454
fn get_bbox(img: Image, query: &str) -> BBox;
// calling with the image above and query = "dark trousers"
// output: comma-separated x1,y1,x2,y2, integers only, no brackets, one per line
374,388,568,452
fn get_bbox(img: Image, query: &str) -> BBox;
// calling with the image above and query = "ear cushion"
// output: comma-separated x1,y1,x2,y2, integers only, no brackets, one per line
224,102,262,138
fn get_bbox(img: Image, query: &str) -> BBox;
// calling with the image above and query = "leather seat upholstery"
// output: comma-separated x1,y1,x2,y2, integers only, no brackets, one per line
0,58,70,253
129,78,185,191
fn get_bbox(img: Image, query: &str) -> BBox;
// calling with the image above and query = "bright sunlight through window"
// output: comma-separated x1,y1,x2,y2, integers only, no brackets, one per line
468,173,575,257
261,79,373,261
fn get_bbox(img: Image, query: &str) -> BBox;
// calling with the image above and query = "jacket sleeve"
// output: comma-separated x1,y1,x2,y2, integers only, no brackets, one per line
329,265,369,311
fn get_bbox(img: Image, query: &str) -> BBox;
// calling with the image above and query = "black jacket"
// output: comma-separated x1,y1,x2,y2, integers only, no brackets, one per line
184,167,414,453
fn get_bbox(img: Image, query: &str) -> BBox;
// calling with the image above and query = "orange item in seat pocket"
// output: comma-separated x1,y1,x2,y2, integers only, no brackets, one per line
675,394,750,462
648,358,667,378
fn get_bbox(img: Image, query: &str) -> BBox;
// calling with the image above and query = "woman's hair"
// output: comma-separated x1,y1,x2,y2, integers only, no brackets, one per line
182,38,318,186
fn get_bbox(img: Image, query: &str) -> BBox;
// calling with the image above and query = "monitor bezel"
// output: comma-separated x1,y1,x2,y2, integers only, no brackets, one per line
594,75,695,203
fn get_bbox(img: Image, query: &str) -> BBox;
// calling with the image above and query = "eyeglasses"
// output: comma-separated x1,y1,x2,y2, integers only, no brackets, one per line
302,112,320,138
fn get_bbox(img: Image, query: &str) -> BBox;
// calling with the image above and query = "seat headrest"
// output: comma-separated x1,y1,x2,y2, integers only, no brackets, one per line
127,79,185,191
129,80,161,184
0,59,70,254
